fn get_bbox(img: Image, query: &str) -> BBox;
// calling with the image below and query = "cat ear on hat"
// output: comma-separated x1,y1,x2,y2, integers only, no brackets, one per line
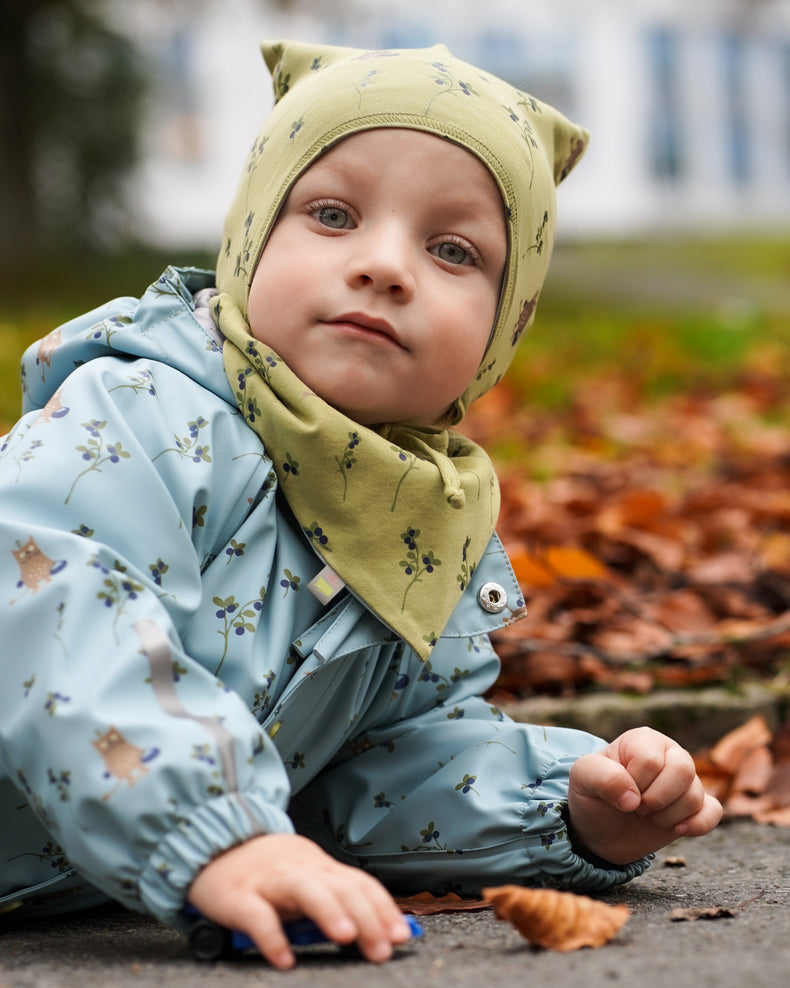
261,39,362,104
553,121,590,186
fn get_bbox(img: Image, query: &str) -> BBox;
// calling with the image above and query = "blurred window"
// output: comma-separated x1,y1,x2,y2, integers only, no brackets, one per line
646,27,684,181
721,33,750,185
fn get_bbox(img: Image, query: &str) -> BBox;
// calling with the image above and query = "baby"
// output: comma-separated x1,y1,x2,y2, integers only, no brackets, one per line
0,40,720,970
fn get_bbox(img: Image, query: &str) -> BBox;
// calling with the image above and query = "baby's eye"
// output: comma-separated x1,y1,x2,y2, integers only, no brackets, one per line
316,205,351,229
430,240,474,266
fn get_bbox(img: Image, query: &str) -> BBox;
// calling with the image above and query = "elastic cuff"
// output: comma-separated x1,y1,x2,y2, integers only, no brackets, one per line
139,791,294,927
520,795,652,892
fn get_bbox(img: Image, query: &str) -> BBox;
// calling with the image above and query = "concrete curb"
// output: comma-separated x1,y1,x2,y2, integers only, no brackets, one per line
502,681,790,750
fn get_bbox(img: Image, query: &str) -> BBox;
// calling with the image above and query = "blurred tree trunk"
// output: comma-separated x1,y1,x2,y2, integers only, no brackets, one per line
0,0,146,257
0,2,43,255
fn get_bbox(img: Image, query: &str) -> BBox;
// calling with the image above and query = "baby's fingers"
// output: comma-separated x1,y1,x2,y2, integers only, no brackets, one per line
571,751,642,812
635,743,698,814
673,791,723,837
224,896,296,971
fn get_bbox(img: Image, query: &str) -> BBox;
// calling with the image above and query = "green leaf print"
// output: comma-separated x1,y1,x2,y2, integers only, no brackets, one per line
399,527,441,611
151,418,211,465
335,432,361,500
65,420,131,504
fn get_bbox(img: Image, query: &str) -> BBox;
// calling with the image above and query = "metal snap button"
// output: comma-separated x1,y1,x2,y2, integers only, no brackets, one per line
478,582,507,613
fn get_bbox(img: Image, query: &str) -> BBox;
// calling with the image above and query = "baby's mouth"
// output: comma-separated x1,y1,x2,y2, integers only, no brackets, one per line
325,312,405,349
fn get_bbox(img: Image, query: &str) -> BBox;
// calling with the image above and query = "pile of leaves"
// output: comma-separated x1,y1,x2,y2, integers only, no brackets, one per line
462,360,790,699
693,715,790,825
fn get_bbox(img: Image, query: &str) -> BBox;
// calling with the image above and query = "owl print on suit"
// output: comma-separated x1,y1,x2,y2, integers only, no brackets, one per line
9,536,67,604
37,389,70,424
92,726,158,801
35,328,62,381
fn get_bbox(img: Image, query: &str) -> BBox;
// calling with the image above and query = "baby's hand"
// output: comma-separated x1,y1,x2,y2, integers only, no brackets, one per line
568,727,722,866
187,833,411,970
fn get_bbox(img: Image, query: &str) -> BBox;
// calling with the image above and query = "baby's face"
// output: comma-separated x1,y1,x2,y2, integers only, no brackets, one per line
247,128,506,426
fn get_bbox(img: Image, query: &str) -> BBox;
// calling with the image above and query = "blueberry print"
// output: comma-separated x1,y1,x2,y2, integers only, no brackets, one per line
455,774,478,795
400,822,449,854
91,557,144,643
108,369,156,397
425,62,478,113
304,521,330,550
152,418,211,465
8,840,70,874
418,660,469,694
353,68,379,107
44,692,71,717
149,558,169,587
336,432,361,499
85,314,132,349
422,630,438,650
150,274,183,300
47,768,71,803
282,452,299,478
212,585,267,675
399,527,441,611
192,744,216,766
456,535,474,592
280,569,301,597
6,437,44,483
66,420,131,504
232,211,257,282
252,670,277,717
225,540,246,564
390,447,419,511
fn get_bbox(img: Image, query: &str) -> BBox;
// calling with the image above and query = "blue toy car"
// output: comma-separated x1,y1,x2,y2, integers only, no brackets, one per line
186,908,423,962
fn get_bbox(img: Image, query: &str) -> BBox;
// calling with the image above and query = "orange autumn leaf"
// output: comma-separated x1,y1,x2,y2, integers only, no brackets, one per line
709,715,772,773
597,488,672,533
543,544,611,581
483,885,629,951
395,892,488,916
507,547,555,587
507,544,610,587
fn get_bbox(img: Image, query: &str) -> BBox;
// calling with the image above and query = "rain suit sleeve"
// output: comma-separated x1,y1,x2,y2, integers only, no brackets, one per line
0,298,295,928
290,632,652,894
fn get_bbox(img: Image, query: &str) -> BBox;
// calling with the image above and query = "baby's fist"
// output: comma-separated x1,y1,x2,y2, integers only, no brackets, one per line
568,727,722,865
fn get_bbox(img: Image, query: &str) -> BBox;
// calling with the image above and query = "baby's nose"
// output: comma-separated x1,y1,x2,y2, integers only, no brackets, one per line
346,226,416,300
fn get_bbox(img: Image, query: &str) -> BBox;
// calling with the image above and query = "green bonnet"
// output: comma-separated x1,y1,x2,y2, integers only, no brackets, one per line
212,41,588,659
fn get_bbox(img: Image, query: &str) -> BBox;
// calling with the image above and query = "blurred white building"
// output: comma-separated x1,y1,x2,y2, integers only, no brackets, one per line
125,0,790,246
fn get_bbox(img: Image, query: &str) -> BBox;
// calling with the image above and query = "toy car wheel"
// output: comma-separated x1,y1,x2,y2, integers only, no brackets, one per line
188,917,231,962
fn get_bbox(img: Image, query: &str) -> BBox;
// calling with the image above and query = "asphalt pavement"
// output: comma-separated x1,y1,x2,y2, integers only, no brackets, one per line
2,819,788,988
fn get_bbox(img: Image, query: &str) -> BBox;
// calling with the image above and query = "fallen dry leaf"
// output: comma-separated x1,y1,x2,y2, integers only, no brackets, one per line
395,892,489,916
483,885,629,951
692,715,790,825
669,906,737,922
709,715,773,771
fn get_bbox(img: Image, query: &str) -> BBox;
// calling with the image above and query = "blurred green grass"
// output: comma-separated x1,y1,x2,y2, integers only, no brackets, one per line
1,238,789,434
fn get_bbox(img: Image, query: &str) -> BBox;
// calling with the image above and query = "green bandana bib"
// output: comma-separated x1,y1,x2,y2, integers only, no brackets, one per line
213,40,588,658
218,296,499,659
